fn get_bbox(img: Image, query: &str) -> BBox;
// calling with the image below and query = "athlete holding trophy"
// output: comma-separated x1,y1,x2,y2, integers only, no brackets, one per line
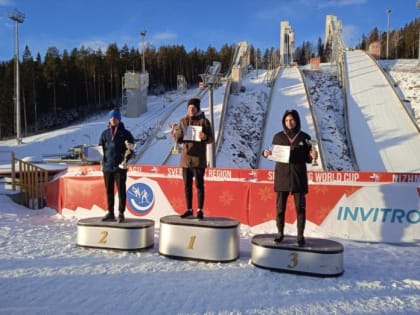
99,108,135,223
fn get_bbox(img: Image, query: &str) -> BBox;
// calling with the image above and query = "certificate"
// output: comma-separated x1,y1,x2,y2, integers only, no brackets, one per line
183,125,202,142
267,145,290,163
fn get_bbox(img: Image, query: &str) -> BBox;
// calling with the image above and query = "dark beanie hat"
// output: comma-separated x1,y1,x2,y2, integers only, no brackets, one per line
108,108,121,121
187,98,200,111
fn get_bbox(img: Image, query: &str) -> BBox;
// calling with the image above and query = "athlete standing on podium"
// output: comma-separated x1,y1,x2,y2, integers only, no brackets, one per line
172,98,214,220
99,108,135,223
262,109,317,246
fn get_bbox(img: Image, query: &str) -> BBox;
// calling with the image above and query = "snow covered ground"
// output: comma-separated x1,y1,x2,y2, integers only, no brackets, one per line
0,194,419,314
379,59,420,127
0,59,419,314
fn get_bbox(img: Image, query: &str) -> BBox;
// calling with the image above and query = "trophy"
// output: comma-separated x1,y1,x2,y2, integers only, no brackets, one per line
119,140,136,169
306,139,318,166
170,123,180,154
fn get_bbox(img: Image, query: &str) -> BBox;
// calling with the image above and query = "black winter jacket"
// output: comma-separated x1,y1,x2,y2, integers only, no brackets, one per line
271,131,311,192
99,122,135,172
268,109,312,193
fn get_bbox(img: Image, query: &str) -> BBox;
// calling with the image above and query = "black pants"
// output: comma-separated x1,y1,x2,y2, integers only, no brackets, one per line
103,171,127,214
276,191,306,235
182,167,205,210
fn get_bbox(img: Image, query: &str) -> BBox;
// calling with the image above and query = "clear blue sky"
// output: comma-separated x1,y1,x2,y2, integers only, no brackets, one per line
0,0,418,62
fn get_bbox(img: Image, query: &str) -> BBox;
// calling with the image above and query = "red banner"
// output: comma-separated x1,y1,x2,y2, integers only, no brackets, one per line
45,165,419,243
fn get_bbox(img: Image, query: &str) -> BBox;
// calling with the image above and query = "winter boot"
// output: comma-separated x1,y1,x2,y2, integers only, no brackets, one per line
196,209,204,220
274,220,284,243
180,209,193,218
297,212,305,247
102,211,115,221
297,235,305,247
117,213,125,223
274,232,284,243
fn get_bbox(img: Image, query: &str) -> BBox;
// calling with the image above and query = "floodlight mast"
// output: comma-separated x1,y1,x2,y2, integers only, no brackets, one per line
140,29,147,73
201,74,216,168
386,9,391,60
417,1,420,62
200,62,222,167
8,9,25,144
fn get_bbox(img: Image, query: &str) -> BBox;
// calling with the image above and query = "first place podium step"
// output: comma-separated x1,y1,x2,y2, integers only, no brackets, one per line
77,217,154,251
159,215,240,262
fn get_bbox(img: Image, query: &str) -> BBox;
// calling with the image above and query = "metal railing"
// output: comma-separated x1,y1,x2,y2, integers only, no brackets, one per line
341,52,359,171
1,151,49,209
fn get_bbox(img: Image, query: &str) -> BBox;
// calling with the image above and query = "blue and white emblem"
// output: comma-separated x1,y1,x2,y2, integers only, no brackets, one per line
126,182,154,216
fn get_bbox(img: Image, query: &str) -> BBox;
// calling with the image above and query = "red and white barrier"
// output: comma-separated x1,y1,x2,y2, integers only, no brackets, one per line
46,165,420,243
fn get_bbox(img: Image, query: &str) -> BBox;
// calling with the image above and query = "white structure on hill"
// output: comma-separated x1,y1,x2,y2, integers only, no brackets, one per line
230,41,250,93
177,75,187,94
122,71,149,117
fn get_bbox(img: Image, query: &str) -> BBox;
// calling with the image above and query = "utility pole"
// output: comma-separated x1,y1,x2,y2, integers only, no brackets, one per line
8,9,25,144
386,9,391,59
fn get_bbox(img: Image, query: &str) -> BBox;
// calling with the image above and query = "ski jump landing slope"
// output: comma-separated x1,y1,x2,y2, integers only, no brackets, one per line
258,66,322,170
344,50,420,172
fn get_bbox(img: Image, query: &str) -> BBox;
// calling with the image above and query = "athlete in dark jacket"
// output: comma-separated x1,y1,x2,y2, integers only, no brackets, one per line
99,108,135,223
173,98,214,219
262,109,317,246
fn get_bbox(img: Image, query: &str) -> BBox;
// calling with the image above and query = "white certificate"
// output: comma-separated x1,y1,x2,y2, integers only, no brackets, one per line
267,145,290,163
183,125,202,142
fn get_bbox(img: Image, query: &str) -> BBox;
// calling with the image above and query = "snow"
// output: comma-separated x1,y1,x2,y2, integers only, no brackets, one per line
344,51,420,172
0,59,419,314
0,194,419,314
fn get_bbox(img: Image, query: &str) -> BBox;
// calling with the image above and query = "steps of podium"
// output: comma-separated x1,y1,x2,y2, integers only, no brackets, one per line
75,216,345,277
76,217,154,251
158,215,240,262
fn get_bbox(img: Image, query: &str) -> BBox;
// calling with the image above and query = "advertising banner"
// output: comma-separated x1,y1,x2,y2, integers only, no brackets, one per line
46,165,419,243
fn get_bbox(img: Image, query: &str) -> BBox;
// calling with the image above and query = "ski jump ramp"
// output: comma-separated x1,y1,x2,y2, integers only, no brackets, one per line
344,50,420,172
258,66,322,170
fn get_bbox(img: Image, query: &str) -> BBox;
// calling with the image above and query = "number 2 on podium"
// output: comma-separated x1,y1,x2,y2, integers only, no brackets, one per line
187,235,196,249
99,231,108,244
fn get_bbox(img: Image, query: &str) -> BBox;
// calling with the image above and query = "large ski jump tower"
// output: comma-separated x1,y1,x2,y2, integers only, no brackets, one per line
324,15,345,86
230,41,250,93
280,21,295,66
123,30,149,117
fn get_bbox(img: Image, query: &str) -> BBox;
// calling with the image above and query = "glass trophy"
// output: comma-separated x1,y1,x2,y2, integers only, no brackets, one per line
306,139,318,166
170,123,179,154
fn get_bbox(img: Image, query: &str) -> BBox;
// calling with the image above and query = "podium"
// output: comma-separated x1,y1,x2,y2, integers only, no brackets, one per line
251,234,344,277
77,217,154,250
159,215,240,262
